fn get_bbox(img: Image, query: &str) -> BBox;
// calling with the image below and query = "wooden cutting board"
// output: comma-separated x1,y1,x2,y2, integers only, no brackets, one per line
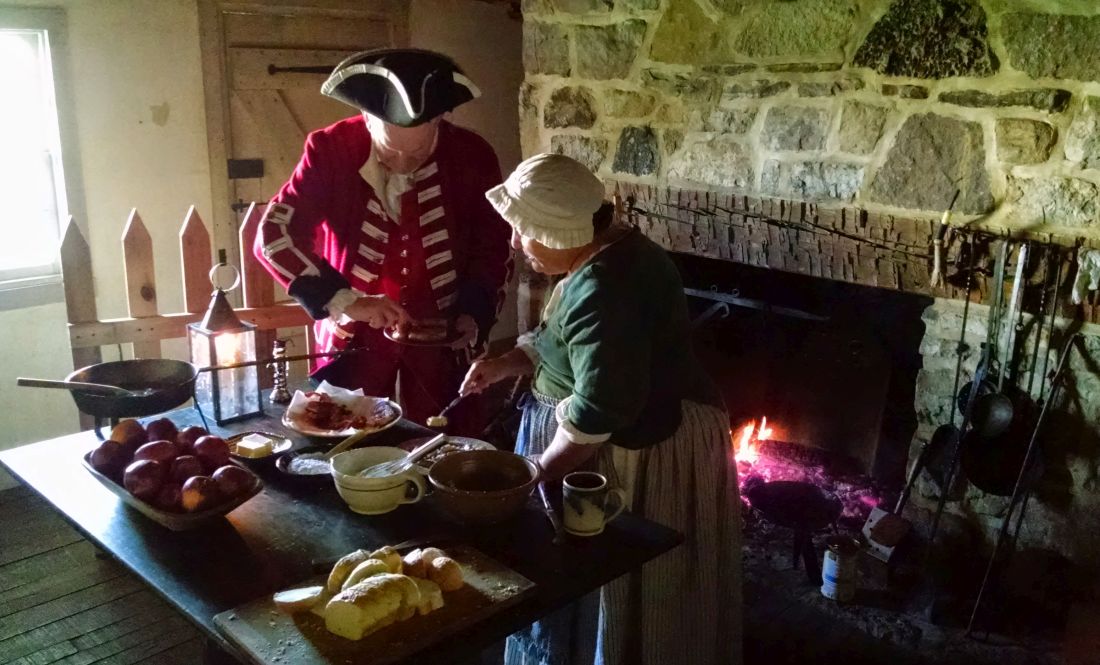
214,545,535,665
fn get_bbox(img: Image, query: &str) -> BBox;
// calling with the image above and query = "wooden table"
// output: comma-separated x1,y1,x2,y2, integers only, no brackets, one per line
0,407,682,664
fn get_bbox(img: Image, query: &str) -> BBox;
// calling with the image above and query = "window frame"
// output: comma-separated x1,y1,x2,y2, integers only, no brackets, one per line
0,7,84,311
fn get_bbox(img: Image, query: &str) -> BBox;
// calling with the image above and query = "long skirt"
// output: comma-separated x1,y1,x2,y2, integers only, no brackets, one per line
504,391,742,665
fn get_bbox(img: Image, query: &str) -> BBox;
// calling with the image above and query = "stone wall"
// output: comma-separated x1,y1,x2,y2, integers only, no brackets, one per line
519,0,1100,571
913,301,1100,571
520,0,1100,242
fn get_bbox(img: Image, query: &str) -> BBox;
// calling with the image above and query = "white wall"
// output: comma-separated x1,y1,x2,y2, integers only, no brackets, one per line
0,0,213,489
409,0,524,340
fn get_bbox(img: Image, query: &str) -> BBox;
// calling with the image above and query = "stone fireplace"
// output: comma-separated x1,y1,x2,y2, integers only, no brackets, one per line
516,0,1100,651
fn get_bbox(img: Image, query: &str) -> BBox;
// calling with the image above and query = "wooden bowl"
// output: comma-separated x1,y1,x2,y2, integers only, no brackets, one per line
427,450,539,525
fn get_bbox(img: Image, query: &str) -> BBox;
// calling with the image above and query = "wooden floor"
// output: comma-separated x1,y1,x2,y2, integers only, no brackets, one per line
1,485,926,665
0,486,203,665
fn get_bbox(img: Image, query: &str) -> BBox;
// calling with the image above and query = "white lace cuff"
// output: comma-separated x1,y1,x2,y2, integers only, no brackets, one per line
325,288,360,320
554,396,611,445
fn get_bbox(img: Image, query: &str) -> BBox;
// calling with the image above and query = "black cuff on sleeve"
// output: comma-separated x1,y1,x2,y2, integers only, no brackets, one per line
287,264,350,320
456,282,496,345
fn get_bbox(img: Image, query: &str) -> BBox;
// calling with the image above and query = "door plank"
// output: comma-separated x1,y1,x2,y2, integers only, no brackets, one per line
232,89,306,179
223,12,392,50
229,47,358,90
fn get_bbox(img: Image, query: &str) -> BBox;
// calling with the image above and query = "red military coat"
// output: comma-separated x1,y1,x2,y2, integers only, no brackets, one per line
253,116,512,421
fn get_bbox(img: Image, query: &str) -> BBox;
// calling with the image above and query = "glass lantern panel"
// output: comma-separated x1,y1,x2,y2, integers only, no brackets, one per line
189,327,216,418
211,329,260,421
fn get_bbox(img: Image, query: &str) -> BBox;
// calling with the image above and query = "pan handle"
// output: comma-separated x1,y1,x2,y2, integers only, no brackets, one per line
16,377,132,396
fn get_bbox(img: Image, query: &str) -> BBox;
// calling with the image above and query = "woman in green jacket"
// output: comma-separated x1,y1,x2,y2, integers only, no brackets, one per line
462,153,742,665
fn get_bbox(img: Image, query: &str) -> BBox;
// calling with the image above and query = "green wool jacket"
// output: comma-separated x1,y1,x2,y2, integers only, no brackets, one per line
532,229,723,449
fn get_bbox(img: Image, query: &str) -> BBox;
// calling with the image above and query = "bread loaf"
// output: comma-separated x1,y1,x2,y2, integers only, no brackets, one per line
419,547,447,566
273,585,326,615
370,546,403,573
402,548,427,578
341,559,391,590
427,556,464,591
411,577,445,615
326,550,372,593
324,574,407,641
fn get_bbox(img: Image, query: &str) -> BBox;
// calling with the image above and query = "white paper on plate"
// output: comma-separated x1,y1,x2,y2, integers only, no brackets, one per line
284,381,396,436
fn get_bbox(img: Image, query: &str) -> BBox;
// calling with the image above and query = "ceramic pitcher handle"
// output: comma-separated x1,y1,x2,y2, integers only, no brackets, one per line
402,472,426,505
604,488,627,524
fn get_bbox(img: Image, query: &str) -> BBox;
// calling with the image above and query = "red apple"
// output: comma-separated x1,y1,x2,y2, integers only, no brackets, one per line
168,455,204,483
153,483,183,512
90,440,130,480
212,465,254,499
145,417,178,444
176,426,208,455
133,440,178,465
110,419,147,453
123,460,165,501
193,435,230,472
181,476,221,512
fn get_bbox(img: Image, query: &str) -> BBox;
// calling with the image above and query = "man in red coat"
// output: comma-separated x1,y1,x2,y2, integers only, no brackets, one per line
254,49,512,433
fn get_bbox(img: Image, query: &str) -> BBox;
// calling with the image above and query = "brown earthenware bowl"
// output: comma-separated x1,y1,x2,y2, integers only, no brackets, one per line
427,450,540,525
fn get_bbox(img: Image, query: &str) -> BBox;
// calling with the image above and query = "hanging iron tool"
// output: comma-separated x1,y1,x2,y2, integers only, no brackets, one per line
926,233,977,497
930,189,962,289
965,332,1078,635
683,287,829,322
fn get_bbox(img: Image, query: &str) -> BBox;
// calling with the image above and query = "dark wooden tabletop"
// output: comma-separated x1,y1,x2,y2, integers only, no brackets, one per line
0,404,683,664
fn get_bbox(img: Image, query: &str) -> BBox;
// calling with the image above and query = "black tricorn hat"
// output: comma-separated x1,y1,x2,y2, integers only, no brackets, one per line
321,48,480,127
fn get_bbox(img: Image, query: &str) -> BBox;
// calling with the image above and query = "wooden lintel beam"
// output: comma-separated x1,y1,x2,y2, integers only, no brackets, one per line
68,306,313,349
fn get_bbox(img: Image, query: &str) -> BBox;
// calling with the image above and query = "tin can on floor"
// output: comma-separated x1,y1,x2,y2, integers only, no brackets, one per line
821,535,859,602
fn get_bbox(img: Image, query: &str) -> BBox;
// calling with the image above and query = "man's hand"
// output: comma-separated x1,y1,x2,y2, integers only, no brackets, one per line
344,295,410,329
449,315,478,349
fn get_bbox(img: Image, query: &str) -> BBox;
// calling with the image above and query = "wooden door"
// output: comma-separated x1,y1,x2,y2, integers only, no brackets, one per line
199,1,408,375
200,1,408,268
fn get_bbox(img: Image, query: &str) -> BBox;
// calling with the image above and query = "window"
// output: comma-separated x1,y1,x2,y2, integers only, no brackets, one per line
0,7,73,308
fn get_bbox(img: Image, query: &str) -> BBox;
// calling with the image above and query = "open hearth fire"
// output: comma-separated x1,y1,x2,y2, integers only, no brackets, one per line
732,417,886,527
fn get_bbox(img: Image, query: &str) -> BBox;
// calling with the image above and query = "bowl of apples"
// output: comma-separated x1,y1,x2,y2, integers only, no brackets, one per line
83,417,263,530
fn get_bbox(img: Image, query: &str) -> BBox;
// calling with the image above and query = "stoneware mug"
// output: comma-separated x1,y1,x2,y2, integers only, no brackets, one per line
330,447,425,515
562,471,626,536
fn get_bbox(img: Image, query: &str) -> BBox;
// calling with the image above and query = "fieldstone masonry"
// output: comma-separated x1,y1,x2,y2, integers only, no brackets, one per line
521,0,1100,566
521,0,1100,240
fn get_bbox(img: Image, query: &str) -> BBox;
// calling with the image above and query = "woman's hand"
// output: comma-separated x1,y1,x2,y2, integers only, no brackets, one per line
343,295,410,329
460,347,536,395
460,357,512,395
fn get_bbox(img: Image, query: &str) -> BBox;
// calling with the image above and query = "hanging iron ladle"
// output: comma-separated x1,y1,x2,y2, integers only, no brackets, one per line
974,242,1029,439
956,239,1019,440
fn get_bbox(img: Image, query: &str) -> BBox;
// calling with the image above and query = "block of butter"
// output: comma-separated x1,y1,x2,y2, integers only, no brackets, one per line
235,433,274,458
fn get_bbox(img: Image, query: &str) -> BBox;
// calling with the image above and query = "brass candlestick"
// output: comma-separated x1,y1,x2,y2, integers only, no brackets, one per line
268,338,292,404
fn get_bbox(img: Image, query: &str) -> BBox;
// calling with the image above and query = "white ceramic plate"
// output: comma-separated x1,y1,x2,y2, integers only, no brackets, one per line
281,395,403,438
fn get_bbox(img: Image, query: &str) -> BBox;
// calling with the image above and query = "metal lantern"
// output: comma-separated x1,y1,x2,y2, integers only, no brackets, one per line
187,258,263,424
